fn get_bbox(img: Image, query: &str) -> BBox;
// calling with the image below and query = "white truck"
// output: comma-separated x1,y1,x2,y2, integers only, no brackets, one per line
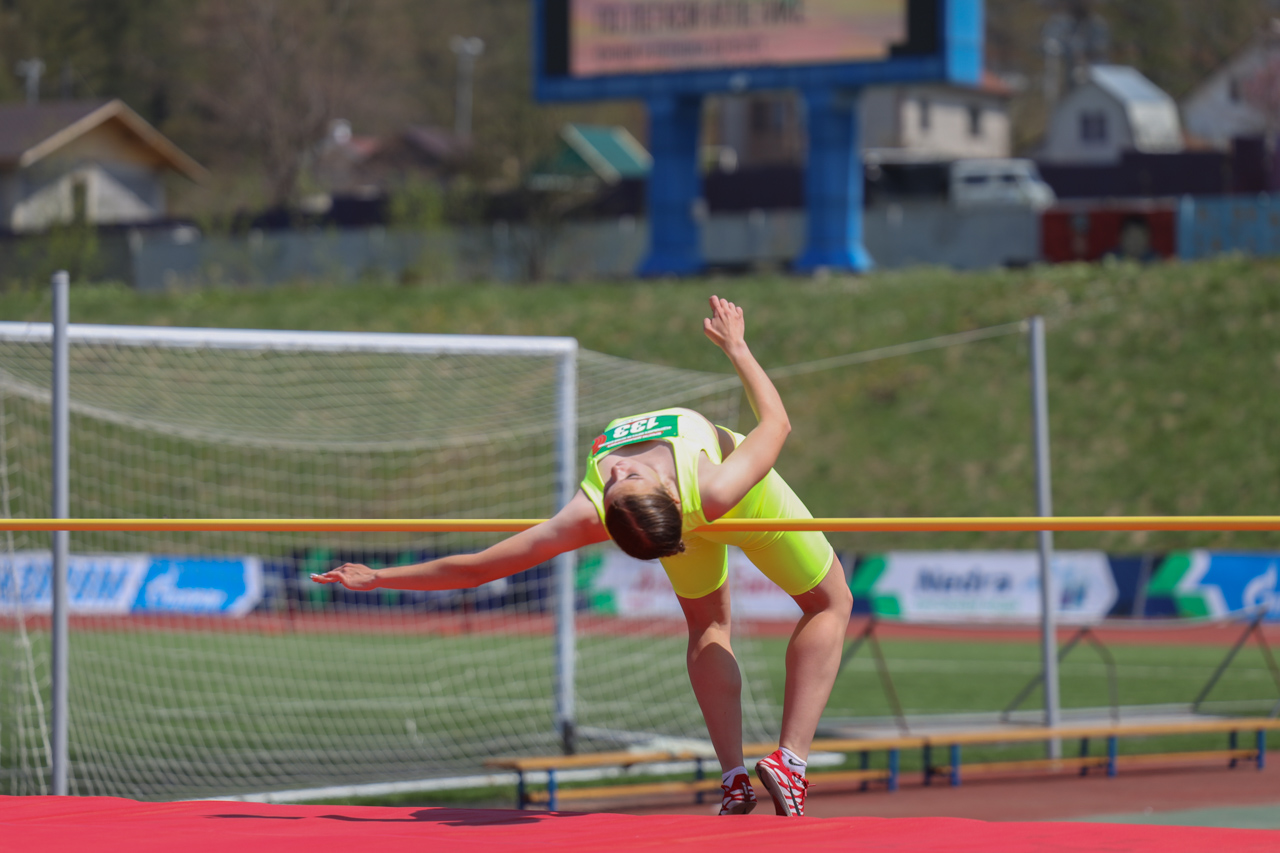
949,158,1057,209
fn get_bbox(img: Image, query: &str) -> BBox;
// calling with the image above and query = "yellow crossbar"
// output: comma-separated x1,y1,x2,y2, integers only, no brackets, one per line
0,516,1278,533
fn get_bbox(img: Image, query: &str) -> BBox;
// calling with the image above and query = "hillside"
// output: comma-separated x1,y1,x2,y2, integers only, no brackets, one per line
2,256,1277,553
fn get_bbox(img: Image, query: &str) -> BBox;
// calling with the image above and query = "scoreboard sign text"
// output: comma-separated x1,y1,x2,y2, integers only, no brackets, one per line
571,0,908,76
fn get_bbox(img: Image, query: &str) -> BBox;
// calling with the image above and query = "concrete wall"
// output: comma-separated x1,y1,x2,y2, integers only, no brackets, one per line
116,203,1039,289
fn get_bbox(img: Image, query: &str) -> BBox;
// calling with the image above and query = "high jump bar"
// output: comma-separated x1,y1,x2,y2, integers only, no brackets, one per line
1,516,1279,533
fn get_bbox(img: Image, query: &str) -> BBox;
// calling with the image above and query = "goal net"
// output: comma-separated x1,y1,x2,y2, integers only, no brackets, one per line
0,323,785,799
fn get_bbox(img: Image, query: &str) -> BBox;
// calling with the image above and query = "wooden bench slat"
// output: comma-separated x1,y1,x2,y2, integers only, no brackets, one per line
806,769,893,784
526,778,721,803
931,749,1260,778
924,719,1280,746
933,756,1110,775
526,769,895,804
484,749,700,772
811,736,928,752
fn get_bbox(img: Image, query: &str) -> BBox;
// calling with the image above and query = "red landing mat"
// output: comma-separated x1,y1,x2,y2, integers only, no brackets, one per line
2,796,1278,853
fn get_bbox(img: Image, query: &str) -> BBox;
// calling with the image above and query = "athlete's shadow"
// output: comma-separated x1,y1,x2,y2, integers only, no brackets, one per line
207,808,555,825
319,808,562,825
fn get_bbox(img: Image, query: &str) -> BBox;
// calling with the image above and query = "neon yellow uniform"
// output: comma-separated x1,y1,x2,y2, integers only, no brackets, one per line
580,407,835,599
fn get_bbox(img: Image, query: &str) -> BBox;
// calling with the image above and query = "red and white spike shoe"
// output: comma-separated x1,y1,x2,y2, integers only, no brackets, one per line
718,772,757,815
755,749,809,816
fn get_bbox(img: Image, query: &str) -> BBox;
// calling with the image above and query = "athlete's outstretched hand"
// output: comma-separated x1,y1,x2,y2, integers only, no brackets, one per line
703,295,746,353
311,562,380,591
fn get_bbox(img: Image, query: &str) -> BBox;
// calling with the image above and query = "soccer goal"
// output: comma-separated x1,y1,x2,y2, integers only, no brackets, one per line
0,321,768,800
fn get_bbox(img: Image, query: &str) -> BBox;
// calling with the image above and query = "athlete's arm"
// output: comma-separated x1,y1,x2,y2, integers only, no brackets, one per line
698,295,791,520
311,490,608,591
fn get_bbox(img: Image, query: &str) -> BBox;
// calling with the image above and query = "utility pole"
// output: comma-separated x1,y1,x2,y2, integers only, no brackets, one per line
450,36,484,144
16,58,45,104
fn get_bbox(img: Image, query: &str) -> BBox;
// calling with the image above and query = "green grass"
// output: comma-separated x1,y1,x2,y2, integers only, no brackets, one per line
3,256,1278,554
4,257,1280,802
4,622,1275,802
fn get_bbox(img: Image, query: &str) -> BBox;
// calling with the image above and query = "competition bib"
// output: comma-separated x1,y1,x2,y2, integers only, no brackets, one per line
590,415,679,458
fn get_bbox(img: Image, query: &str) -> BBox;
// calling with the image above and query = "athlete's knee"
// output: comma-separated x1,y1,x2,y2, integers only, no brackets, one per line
795,558,852,617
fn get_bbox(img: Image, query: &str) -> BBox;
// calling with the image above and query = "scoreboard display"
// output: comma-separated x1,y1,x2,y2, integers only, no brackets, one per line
538,0,954,97
571,0,907,76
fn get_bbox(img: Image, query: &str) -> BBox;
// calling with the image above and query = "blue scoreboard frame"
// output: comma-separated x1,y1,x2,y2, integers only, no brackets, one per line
533,0,984,274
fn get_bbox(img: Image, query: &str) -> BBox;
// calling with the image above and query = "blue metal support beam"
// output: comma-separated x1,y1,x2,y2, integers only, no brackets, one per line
794,88,873,274
639,94,703,277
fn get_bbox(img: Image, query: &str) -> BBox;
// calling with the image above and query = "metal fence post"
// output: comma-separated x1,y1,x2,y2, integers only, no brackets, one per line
51,270,70,795
554,345,578,754
1030,316,1061,758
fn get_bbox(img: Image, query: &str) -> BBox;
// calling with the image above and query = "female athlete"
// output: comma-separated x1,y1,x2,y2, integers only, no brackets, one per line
313,296,852,816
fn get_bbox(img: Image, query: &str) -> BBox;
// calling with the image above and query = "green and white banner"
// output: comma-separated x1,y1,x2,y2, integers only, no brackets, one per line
851,551,1117,624
1146,551,1280,621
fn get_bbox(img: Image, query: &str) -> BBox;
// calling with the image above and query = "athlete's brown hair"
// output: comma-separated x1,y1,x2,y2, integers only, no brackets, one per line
605,489,686,561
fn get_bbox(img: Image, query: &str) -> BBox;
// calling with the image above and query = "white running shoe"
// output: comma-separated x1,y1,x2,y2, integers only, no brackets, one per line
755,749,809,816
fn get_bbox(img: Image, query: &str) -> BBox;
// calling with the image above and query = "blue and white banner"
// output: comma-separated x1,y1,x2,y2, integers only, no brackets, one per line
0,551,263,616
854,551,1118,624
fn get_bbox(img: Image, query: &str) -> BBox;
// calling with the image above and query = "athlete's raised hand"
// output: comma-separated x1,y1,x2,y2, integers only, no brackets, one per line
311,562,380,591
703,295,746,353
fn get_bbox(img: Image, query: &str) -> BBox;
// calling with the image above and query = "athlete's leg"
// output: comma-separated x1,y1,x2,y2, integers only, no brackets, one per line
677,583,744,772
778,554,852,760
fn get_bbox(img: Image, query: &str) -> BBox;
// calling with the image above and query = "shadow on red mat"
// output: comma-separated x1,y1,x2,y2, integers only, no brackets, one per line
1,795,1276,852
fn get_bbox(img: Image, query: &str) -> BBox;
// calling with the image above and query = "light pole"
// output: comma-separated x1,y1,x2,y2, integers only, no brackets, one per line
15,58,45,104
450,36,484,144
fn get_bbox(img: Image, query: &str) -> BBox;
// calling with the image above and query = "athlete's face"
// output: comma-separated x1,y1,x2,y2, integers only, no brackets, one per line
602,457,669,505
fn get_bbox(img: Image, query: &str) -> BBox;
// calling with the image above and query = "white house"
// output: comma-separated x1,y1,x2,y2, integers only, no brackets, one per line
1040,65,1183,164
708,73,1013,168
860,71,1014,160
0,99,205,233
1181,22,1280,149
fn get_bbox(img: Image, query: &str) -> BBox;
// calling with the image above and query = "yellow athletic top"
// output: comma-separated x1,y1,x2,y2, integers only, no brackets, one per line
581,407,834,598
581,407,737,534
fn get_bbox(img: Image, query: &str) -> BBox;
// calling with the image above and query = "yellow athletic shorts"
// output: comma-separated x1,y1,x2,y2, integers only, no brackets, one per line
659,466,835,600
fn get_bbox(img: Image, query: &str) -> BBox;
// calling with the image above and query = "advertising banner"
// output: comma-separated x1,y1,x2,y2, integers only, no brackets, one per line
571,0,908,77
852,551,1118,624
585,546,803,618
0,552,263,616
1147,551,1280,621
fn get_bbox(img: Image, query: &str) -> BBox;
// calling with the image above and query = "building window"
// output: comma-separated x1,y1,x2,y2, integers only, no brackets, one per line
968,105,983,137
750,98,786,134
1080,110,1108,143
918,98,931,132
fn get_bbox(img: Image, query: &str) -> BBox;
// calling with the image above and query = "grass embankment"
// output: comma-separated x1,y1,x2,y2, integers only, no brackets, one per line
3,256,1277,553
3,258,1278,805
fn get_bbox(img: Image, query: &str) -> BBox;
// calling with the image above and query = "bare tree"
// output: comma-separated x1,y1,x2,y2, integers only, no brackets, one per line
186,0,397,206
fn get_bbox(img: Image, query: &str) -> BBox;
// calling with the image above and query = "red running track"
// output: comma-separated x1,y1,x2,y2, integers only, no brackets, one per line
2,796,1277,853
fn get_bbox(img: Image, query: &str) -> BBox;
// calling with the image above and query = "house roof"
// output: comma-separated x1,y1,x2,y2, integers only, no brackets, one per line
559,124,652,183
526,124,651,189
403,126,465,162
0,98,206,181
1080,65,1183,153
1087,65,1172,105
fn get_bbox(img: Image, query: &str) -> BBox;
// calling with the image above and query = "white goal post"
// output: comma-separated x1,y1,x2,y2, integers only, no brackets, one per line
0,316,748,799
